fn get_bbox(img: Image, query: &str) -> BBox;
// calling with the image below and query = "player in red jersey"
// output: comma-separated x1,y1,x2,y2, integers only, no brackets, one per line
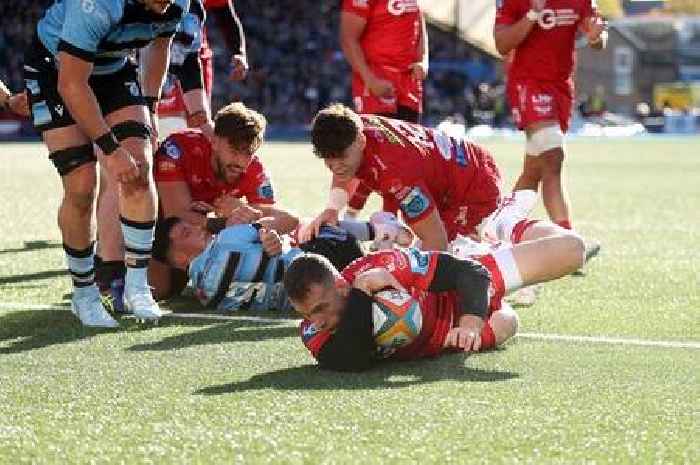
285,215,585,371
149,102,298,297
494,0,606,232
303,103,502,251
340,0,428,124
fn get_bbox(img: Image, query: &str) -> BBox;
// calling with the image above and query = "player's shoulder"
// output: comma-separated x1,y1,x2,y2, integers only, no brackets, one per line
161,129,209,155
71,0,125,23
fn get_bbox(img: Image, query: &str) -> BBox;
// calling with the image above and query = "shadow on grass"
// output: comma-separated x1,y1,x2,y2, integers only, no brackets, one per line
0,307,113,355
0,240,62,255
195,355,519,394
126,318,297,352
0,269,67,285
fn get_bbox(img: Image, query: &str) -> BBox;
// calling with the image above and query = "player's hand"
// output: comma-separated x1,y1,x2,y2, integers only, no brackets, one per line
585,16,606,44
229,54,249,81
226,204,263,226
409,62,428,81
190,200,214,215
8,91,29,117
444,314,484,353
213,195,243,218
353,268,407,296
259,227,283,256
530,0,547,12
299,208,339,243
105,147,140,184
367,76,395,99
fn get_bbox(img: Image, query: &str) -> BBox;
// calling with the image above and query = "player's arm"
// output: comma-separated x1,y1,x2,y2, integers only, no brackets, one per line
225,0,249,80
340,11,393,98
177,50,213,136
410,209,449,251
493,0,543,56
156,180,209,228
312,289,377,372
580,15,607,50
410,12,429,80
0,80,28,116
254,205,300,235
301,175,353,241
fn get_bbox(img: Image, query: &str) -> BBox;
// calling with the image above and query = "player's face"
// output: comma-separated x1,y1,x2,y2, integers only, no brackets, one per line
212,135,254,184
169,221,209,265
323,133,366,182
142,0,175,14
292,282,349,332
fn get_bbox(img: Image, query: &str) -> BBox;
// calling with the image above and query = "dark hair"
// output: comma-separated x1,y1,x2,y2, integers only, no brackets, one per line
214,102,267,153
300,232,363,272
151,217,182,264
283,253,337,302
311,103,361,159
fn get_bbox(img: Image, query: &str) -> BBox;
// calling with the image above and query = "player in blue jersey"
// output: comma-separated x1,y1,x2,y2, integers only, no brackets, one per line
150,214,413,310
24,0,190,327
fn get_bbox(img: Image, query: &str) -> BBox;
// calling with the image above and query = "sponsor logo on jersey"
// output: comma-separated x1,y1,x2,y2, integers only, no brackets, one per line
302,322,320,342
532,93,553,116
407,248,429,275
258,179,274,199
387,0,419,16
399,186,430,219
539,9,579,30
158,160,176,172
352,0,369,8
164,139,182,159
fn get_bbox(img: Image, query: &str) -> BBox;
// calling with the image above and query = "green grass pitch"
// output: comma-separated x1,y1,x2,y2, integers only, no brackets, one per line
0,137,698,464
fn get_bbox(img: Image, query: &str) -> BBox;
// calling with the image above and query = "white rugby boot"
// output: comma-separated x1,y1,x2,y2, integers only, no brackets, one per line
123,285,162,323
71,286,119,328
480,189,538,243
369,212,414,250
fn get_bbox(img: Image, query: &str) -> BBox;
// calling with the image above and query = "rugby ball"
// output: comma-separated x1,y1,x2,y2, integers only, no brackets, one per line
372,289,422,357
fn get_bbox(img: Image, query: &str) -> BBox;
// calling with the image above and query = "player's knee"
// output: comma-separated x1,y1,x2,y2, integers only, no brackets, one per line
49,144,96,177
525,125,563,157
560,231,586,270
490,304,519,345
63,185,96,214
113,120,152,161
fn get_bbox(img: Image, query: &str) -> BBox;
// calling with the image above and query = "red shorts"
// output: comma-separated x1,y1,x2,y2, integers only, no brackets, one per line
441,151,502,241
506,79,573,132
352,64,423,114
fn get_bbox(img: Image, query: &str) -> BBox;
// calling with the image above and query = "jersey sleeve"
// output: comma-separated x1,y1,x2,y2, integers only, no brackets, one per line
384,179,436,226
153,136,187,182
240,159,275,205
341,0,371,19
58,0,121,61
582,0,599,19
495,0,524,27
341,248,440,292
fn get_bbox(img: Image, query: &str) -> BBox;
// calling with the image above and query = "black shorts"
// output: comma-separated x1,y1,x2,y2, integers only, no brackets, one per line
24,38,146,133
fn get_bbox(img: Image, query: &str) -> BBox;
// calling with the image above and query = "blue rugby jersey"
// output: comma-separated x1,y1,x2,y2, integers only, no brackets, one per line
37,0,189,75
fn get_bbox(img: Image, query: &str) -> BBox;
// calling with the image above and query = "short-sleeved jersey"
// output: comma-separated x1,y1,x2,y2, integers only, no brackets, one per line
341,0,421,69
37,0,189,75
300,248,507,362
354,115,495,226
496,0,596,82
153,130,275,206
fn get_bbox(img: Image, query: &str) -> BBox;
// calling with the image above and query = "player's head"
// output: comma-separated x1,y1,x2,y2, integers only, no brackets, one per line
152,217,209,269
212,102,267,184
284,253,349,331
311,103,366,182
142,0,175,14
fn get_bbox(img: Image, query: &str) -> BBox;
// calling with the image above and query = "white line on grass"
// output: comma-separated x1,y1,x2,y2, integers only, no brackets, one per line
1,301,699,349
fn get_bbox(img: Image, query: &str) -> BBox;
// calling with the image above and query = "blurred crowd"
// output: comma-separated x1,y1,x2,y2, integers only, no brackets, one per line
1,0,502,126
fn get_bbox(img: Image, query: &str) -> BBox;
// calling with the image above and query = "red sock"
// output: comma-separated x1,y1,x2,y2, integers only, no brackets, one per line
511,219,539,243
480,321,496,351
556,219,572,230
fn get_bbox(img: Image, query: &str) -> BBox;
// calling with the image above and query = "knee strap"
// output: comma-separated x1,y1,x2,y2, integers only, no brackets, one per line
49,144,96,176
112,120,152,141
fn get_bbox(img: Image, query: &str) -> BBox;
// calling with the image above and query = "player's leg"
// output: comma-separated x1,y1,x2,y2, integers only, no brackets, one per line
43,127,119,328
103,104,161,321
25,46,117,328
95,164,127,313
